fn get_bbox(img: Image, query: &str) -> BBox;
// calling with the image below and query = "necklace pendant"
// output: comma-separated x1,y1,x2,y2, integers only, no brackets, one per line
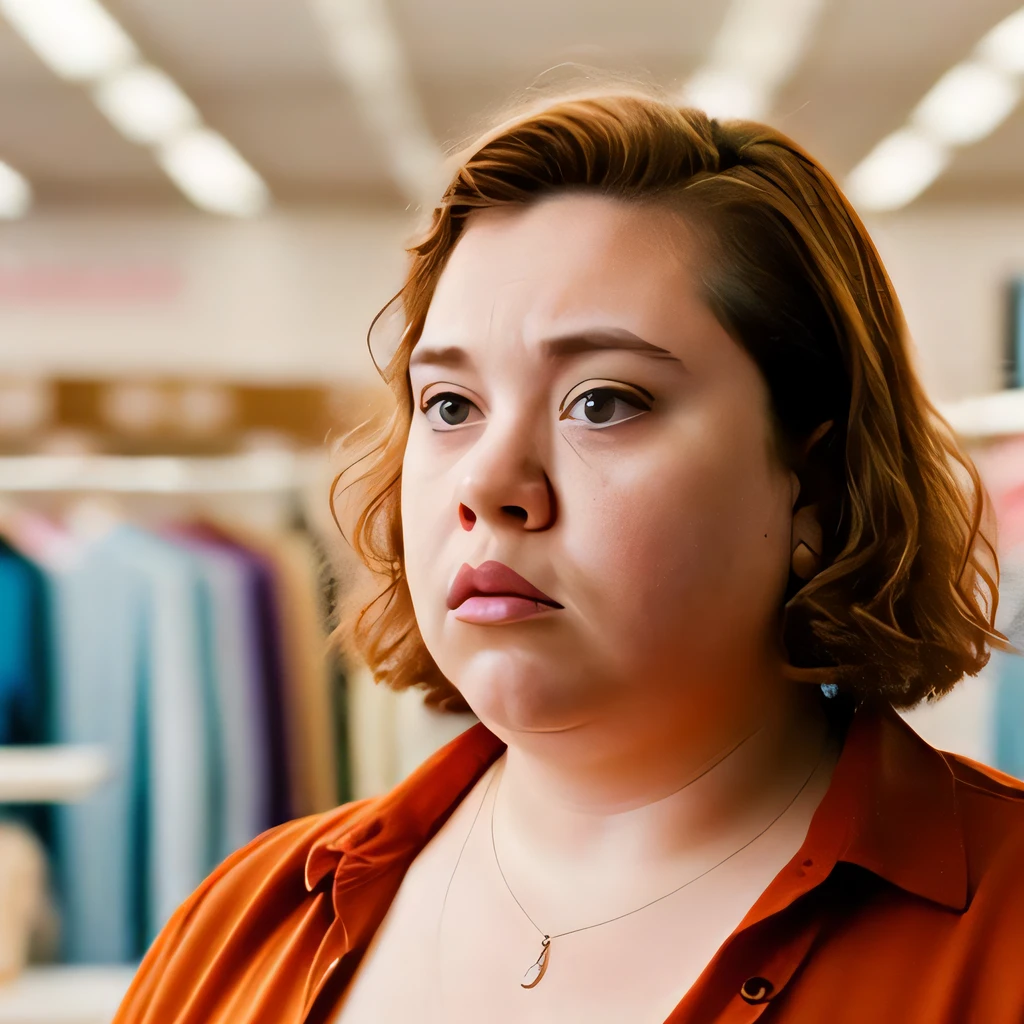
521,936,551,989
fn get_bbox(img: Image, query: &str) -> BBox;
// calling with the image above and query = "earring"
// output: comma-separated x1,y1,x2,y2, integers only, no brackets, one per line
791,504,823,580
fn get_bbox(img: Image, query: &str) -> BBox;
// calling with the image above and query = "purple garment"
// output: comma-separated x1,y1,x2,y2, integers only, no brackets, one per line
175,525,293,828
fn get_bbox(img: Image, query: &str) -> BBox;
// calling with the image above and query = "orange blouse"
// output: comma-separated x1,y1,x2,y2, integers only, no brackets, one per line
113,695,1024,1024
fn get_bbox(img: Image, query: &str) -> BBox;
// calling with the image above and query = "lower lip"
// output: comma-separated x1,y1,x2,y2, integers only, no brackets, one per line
451,595,561,624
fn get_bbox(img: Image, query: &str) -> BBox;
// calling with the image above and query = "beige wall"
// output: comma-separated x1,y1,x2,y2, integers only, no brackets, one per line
0,207,416,385
2,203,1023,402
868,204,1024,402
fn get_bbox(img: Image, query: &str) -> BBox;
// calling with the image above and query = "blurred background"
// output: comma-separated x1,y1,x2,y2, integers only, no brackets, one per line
1,0,1024,1019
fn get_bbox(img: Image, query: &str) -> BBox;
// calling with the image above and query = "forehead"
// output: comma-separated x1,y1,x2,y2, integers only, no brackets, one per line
421,193,703,346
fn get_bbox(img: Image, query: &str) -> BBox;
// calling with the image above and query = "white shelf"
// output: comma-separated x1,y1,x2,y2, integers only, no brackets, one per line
939,388,1024,440
0,747,111,804
0,966,135,1024
0,451,312,494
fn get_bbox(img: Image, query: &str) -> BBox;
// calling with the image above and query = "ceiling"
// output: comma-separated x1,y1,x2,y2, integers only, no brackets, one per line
1,0,1023,211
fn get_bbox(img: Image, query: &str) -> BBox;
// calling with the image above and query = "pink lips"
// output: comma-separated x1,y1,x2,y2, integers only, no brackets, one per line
447,560,562,624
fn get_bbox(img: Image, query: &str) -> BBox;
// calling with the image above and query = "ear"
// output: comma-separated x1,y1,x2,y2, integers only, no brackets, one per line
790,419,834,509
791,503,824,579
800,419,834,460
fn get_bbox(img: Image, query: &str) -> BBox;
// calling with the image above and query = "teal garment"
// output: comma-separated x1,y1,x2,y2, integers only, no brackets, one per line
994,649,1024,781
0,543,50,745
993,562,1024,781
0,542,54,848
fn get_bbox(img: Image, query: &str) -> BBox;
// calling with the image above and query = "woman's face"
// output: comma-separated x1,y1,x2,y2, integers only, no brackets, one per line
401,193,799,736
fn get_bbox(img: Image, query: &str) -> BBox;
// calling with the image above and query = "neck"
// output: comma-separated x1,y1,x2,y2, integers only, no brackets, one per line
489,682,835,875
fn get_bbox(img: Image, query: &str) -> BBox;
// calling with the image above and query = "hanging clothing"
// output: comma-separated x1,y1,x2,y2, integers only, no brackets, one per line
167,533,272,859
994,649,1024,780
268,531,339,816
0,539,55,854
0,504,355,965
0,541,51,748
107,527,218,947
17,521,149,963
205,522,338,817
181,524,294,826
991,555,1024,781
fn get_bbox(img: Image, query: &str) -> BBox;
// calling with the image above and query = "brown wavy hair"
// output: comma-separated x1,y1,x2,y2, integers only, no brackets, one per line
331,83,1011,714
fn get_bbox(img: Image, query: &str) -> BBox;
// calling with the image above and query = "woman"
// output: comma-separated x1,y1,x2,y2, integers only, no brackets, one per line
114,88,1024,1024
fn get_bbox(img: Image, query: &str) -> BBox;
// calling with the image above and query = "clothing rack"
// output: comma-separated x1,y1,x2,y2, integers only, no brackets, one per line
0,448,338,1021
0,452,316,495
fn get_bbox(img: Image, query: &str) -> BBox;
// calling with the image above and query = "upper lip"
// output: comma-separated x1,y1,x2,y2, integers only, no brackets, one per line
446,560,562,610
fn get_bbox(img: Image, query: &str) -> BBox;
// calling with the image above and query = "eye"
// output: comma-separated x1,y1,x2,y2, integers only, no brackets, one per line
560,387,651,427
422,392,482,429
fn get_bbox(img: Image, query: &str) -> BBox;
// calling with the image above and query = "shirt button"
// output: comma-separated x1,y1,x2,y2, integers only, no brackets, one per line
739,976,774,1004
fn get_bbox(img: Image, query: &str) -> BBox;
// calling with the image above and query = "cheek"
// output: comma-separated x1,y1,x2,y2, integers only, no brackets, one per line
562,418,791,646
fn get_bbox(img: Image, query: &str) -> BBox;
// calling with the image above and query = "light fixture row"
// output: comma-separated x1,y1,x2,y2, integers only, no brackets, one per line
680,0,829,122
306,0,445,208
846,7,1024,212
5,1,1021,218
0,159,31,219
0,0,270,217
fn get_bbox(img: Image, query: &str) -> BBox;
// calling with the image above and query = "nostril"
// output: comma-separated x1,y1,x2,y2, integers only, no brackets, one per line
458,504,476,531
501,505,528,521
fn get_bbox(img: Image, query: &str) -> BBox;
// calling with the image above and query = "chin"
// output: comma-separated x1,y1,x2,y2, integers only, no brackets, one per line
450,647,605,734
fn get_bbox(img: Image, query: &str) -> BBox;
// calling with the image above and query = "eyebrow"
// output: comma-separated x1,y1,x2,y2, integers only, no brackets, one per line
408,327,684,369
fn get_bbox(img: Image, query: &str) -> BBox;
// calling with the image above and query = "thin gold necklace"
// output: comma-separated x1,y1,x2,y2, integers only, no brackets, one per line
438,727,831,991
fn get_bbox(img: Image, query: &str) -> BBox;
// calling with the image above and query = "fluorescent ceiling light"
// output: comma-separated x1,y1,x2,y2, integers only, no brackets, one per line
683,69,764,120
1,0,270,215
93,65,199,145
0,0,136,81
0,160,32,219
977,8,1024,75
846,129,950,212
911,62,1020,146
846,4,1024,212
708,0,826,94
318,0,403,85
307,0,444,206
157,128,269,218
680,0,826,119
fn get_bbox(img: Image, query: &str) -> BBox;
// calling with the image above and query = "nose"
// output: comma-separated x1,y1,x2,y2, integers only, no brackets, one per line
456,423,556,533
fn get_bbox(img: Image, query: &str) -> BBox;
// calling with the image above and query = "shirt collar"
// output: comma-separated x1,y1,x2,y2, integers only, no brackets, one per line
305,692,967,920
808,696,967,911
304,720,505,895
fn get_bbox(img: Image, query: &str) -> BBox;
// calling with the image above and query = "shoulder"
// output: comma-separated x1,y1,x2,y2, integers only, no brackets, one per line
943,749,1024,844
113,798,377,1024
940,750,1024,912
919,752,1024,1013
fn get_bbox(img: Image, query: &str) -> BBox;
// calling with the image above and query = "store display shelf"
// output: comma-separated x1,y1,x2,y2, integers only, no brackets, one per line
939,388,1024,440
0,451,313,494
0,965,134,1024
0,747,111,804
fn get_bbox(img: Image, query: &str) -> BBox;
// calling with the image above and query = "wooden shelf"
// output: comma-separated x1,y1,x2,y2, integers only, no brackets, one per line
0,747,111,804
0,965,135,1024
